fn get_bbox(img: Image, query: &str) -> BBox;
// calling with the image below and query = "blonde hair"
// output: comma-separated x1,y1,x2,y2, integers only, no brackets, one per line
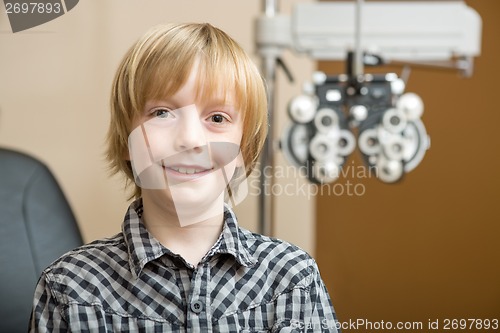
106,23,268,199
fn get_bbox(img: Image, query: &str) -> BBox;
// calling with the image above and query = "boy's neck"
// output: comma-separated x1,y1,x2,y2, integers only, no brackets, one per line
141,192,225,267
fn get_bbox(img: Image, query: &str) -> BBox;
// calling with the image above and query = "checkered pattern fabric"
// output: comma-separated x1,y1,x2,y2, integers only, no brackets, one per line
29,199,339,332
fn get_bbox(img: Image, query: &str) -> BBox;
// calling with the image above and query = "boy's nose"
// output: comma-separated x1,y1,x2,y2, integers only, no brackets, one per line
173,105,207,152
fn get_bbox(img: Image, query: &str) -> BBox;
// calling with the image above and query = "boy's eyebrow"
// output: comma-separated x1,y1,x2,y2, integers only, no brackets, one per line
143,98,197,111
144,99,234,107
205,94,236,107
206,100,235,108
144,99,170,108
144,89,237,109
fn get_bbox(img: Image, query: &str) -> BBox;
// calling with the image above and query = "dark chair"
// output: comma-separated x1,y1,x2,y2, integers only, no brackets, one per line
0,148,83,332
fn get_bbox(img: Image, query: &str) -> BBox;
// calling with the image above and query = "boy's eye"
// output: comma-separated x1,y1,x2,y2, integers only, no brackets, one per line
211,114,224,123
210,114,229,124
152,108,171,118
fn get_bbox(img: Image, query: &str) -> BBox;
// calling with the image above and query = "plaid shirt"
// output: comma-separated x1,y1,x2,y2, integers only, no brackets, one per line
30,199,339,332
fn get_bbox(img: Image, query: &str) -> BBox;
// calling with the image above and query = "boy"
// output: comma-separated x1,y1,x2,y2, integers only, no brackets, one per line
30,23,340,332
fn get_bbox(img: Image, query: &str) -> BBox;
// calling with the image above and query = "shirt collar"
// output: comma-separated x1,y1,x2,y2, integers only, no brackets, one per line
123,199,257,279
122,199,169,279
210,204,257,268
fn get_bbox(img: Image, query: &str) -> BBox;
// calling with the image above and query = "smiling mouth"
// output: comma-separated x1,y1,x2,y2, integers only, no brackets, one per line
167,166,213,175
160,161,218,179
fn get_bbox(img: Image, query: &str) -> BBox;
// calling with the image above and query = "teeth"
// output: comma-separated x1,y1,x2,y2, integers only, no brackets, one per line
170,167,206,174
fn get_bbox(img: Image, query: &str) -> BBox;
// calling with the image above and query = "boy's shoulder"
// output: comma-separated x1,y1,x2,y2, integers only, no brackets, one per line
234,226,320,290
237,226,317,270
42,232,127,276
239,225,310,255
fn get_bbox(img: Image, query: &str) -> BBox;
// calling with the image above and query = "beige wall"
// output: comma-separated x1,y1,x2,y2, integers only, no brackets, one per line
0,1,316,254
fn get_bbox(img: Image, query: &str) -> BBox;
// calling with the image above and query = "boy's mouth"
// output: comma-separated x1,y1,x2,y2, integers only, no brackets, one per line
161,164,216,182
167,165,213,175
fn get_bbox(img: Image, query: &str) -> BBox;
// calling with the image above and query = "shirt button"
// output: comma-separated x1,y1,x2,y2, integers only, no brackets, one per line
190,300,204,314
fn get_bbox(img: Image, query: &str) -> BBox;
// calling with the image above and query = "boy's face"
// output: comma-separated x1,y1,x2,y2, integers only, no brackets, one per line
128,63,246,226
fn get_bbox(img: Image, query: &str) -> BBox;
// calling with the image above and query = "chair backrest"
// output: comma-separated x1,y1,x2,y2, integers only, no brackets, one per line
0,148,83,332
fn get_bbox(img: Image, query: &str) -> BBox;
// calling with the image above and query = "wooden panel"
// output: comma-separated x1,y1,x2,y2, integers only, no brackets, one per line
316,1,500,330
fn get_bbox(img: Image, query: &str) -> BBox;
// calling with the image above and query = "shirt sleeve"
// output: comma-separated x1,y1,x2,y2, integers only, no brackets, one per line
29,272,68,333
304,258,340,333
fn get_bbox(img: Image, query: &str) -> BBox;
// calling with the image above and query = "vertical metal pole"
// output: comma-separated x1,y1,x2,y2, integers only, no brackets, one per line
258,0,279,236
265,0,278,17
353,0,364,76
